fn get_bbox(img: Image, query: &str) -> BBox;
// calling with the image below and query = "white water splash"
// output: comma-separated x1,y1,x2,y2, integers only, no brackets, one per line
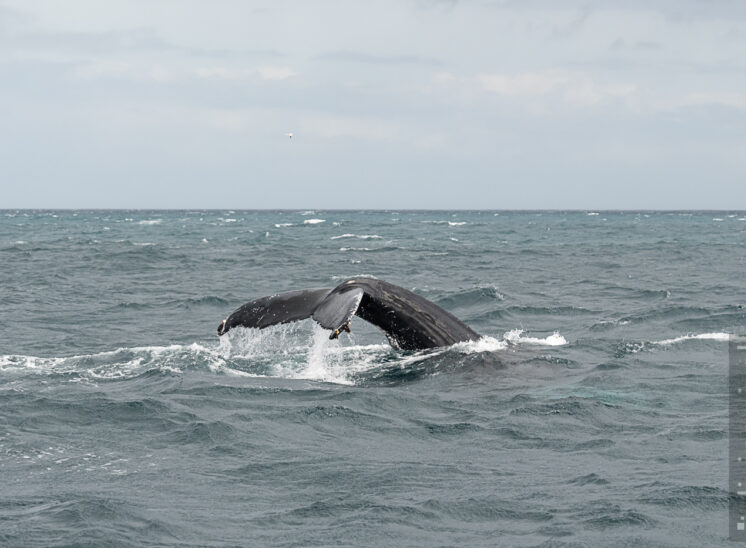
289,327,385,384
2,324,527,387
330,273,379,281
503,329,567,346
222,323,389,385
652,332,730,345
454,336,507,353
0,343,222,379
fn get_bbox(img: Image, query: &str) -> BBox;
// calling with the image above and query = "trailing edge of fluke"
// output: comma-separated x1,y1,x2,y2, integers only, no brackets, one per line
217,277,481,350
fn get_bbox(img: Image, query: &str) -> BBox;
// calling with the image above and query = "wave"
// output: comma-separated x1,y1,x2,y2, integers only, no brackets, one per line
0,344,208,380
274,223,293,228
433,285,505,309
170,296,230,309
638,485,727,510
107,244,177,265
330,234,382,240
338,246,400,253
138,220,162,225
611,331,731,356
330,273,379,281
503,329,567,346
595,285,670,300
220,325,507,384
303,219,325,225
504,305,596,316
420,220,469,226
0,325,516,387
607,305,734,329
590,318,631,331
454,336,506,353
652,332,730,345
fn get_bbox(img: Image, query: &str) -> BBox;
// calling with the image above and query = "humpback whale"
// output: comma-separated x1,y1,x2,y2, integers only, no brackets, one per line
217,277,481,350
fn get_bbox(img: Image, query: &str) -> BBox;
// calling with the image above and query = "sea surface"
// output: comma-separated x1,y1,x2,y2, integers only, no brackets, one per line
1,210,744,547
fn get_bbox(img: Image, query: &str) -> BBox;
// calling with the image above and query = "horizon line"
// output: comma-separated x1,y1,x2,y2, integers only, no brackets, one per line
2,208,746,213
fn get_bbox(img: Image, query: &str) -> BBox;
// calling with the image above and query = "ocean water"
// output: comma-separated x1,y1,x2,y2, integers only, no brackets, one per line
1,209,744,547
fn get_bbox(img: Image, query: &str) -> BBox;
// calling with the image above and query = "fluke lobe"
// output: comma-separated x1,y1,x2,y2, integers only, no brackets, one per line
217,278,481,350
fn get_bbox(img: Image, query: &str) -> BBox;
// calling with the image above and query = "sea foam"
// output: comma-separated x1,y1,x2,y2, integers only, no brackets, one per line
504,329,568,346
653,332,730,345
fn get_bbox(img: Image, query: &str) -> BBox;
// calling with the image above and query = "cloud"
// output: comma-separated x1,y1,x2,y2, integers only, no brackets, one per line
0,16,284,60
300,114,400,140
256,66,296,80
0,4,30,28
479,71,571,96
10,28,173,54
415,0,459,10
478,70,636,106
552,4,592,38
315,50,441,66
73,61,296,83
609,38,663,51
194,65,296,81
72,61,162,82
672,92,746,110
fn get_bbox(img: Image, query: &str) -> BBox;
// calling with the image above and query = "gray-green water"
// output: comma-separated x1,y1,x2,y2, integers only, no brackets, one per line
1,210,744,546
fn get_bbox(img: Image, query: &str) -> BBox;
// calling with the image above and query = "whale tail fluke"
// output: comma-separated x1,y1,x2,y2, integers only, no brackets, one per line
312,287,364,338
217,287,332,335
218,278,481,350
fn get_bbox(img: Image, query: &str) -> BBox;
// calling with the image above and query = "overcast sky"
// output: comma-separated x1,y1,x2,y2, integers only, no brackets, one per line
1,1,745,209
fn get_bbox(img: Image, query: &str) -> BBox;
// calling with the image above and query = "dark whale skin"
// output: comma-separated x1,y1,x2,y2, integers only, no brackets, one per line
218,277,481,351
